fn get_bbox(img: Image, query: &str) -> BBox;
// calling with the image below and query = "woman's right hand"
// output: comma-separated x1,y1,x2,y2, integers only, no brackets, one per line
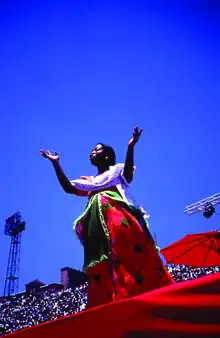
40,149,59,163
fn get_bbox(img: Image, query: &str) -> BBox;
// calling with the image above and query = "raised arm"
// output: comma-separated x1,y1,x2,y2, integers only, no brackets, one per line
40,149,78,194
123,126,143,184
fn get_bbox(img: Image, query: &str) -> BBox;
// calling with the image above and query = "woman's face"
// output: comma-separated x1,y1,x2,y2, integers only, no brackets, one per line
89,144,106,165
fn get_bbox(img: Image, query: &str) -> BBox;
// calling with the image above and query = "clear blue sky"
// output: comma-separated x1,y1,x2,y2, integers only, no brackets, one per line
0,0,220,294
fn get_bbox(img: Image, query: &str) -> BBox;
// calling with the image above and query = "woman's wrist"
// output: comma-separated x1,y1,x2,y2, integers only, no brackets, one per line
128,142,135,150
52,159,59,166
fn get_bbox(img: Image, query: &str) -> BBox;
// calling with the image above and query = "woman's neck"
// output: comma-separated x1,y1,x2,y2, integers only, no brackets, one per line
97,163,110,175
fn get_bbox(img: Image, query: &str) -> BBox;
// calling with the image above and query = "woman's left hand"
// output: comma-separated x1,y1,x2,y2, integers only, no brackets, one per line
128,126,143,147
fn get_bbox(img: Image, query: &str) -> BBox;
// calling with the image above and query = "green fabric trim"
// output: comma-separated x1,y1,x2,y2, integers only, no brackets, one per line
82,254,108,272
98,195,110,240
73,192,112,271
73,194,98,231
101,191,130,204
73,190,159,266
120,219,129,226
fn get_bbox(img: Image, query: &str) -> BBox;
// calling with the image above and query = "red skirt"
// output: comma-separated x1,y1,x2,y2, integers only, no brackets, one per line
74,191,174,308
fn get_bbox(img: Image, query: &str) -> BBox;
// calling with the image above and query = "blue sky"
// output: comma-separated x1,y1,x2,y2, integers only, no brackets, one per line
0,0,220,294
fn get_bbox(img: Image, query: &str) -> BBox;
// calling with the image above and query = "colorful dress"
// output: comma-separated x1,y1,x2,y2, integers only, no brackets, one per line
71,164,174,308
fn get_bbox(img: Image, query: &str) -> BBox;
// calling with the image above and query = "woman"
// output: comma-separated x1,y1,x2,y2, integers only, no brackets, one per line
40,126,174,308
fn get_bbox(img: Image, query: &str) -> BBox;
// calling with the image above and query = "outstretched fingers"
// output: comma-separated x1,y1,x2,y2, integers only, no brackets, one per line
40,149,52,159
40,149,47,157
138,127,143,136
133,126,143,138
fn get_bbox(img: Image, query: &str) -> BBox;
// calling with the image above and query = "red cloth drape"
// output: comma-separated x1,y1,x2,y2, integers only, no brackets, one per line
9,273,220,338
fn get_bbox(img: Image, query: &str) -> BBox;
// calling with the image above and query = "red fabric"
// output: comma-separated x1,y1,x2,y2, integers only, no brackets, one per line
86,195,174,307
10,273,220,338
160,230,220,267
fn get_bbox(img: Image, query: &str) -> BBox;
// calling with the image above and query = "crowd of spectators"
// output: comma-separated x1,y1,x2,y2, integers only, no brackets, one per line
0,284,87,335
0,265,219,335
168,264,220,282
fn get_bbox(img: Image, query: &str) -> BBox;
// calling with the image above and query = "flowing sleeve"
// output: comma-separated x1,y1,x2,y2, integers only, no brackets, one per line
70,176,92,197
70,165,125,192
120,164,136,186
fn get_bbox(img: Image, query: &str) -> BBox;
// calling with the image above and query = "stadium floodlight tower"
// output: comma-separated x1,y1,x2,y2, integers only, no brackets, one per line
4,212,26,296
184,192,220,218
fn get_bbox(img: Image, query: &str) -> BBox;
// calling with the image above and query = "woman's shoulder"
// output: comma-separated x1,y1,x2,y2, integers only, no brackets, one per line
110,163,125,171
111,163,135,173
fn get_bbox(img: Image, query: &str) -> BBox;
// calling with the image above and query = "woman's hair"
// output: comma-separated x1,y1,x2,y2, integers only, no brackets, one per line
98,143,116,166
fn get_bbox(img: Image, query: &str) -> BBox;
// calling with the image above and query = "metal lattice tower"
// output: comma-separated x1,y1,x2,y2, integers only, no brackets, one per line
4,212,26,296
